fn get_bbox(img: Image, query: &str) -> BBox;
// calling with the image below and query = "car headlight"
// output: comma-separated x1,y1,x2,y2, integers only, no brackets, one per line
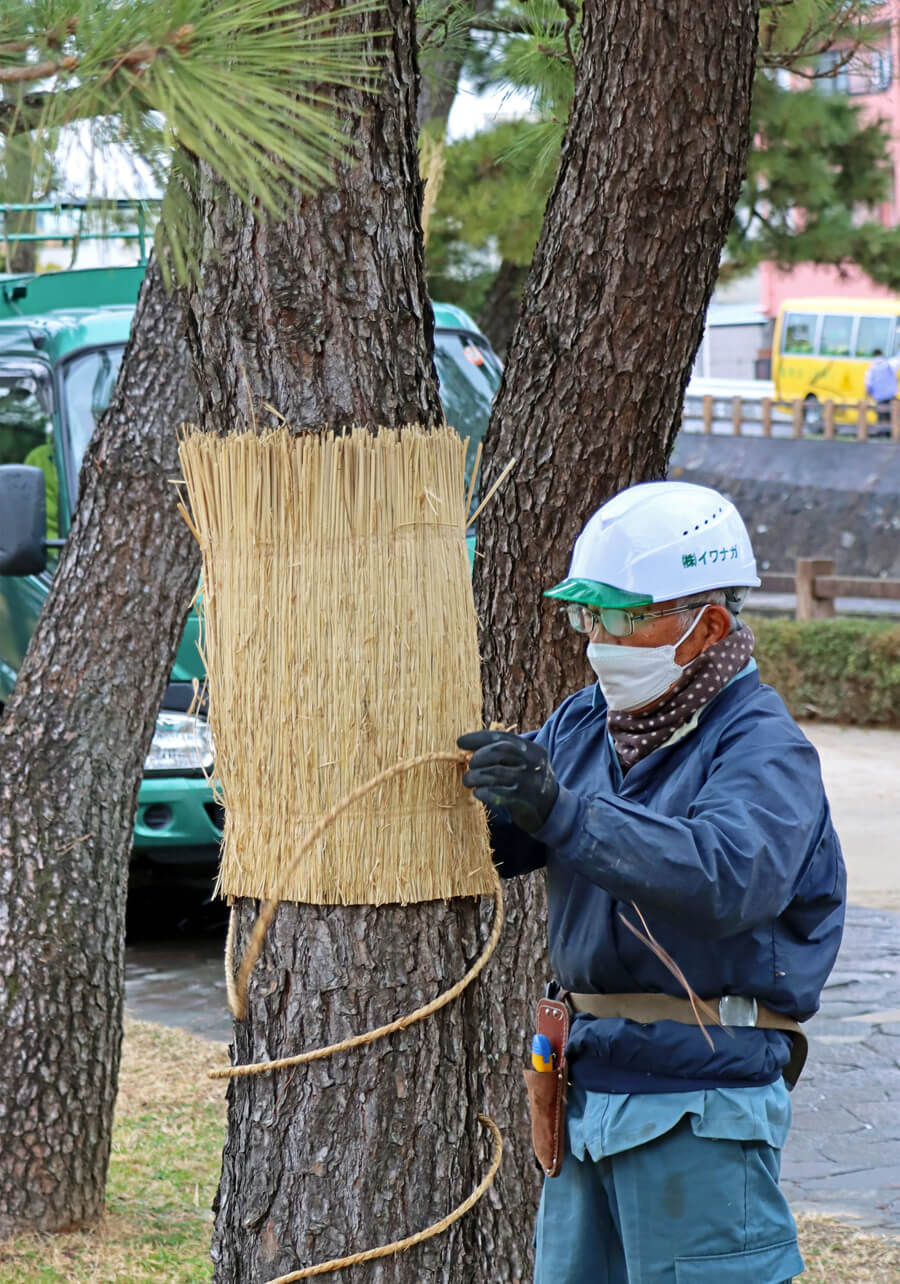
144,711,215,773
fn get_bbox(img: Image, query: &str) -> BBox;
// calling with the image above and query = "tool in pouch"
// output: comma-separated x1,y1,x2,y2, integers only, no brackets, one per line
523,995,569,1178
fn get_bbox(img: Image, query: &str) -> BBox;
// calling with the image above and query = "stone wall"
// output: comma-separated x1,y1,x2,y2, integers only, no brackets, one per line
669,434,900,577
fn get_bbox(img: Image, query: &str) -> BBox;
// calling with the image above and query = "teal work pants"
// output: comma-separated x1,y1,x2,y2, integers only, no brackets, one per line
533,1118,803,1283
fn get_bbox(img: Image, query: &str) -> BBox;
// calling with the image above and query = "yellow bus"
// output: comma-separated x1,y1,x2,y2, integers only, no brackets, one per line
772,296,900,429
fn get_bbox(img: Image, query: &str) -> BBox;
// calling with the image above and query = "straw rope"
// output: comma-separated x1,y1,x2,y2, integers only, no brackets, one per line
263,1115,502,1283
215,852,501,1076
219,749,486,1028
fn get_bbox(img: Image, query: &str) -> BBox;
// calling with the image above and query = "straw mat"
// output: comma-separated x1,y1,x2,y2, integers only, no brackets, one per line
177,426,494,906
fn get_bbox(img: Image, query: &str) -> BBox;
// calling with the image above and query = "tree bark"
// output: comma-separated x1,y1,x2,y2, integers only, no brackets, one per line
183,5,495,1281
184,2,438,435
0,258,198,1235
471,2,761,1278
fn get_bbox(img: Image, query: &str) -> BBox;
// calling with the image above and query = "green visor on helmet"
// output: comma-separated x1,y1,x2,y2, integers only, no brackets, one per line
543,577,654,609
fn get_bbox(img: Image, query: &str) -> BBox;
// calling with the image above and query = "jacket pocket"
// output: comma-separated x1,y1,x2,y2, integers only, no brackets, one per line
675,1237,803,1283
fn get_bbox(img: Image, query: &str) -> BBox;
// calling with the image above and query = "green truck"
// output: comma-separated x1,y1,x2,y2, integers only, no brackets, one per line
0,260,501,881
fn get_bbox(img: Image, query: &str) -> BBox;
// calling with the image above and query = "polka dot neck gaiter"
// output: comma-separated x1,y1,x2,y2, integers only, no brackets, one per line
606,623,755,770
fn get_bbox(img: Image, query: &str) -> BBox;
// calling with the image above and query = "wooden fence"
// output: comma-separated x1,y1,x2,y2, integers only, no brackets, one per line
686,396,900,442
759,558,900,620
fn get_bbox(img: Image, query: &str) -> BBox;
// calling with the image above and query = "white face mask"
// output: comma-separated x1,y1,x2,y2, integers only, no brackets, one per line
586,607,708,713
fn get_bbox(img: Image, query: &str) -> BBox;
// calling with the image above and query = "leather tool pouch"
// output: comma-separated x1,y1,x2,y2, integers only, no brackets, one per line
522,997,569,1178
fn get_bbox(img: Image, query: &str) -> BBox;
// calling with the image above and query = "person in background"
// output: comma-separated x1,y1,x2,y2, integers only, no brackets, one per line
23,439,59,542
864,347,898,430
459,481,846,1284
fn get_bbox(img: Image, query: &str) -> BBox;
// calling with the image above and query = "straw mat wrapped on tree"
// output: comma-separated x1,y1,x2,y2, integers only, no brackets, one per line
178,425,494,907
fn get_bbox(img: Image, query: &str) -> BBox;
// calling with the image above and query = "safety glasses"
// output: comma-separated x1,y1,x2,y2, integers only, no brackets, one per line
563,602,708,639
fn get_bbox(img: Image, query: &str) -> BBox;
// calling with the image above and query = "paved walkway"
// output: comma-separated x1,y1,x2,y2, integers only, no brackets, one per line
776,725,900,1233
802,724,900,912
782,903,900,1232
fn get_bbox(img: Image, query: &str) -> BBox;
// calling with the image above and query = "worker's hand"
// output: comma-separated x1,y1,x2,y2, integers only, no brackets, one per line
457,730,558,835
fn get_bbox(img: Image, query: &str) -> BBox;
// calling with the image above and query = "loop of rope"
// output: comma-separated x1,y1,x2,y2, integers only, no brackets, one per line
213,857,502,1078
223,751,475,1024
262,1115,503,1284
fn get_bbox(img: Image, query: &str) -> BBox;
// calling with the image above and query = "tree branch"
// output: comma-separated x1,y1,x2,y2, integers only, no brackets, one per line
556,0,577,66
470,1,877,78
468,15,564,35
0,56,79,85
0,25,194,88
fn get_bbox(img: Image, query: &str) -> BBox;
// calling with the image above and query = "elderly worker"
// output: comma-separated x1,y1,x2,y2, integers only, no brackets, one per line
459,481,845,1284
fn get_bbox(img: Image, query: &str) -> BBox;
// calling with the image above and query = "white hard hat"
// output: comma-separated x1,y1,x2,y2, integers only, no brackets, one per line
544,481,760,609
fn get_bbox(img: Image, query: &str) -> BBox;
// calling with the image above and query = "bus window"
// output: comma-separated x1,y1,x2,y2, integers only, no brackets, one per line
819,314,853,356
856,315,894,358
782,313,818,354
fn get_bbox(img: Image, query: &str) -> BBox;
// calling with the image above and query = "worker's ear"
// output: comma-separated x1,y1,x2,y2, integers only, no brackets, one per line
696,604,733,652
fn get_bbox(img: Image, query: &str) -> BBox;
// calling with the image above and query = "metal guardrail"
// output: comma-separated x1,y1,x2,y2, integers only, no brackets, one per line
1,200,161,265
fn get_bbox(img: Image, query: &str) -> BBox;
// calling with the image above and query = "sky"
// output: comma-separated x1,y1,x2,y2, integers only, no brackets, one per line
447,80,534,141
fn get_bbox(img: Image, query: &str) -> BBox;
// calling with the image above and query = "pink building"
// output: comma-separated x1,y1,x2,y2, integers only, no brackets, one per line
760,1,900,318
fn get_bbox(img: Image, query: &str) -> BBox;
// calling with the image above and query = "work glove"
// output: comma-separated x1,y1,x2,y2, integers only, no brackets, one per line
458,729,559,835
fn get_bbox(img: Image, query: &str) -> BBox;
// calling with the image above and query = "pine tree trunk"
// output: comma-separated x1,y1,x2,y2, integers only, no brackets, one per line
0,259,198,1235
183,6,497,1281
471,3,761,1278
476,259,528,360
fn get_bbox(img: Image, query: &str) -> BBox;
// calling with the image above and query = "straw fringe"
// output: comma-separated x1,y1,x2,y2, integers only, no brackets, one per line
222,750,474,1023
212,856,503,1075
177,426,494,906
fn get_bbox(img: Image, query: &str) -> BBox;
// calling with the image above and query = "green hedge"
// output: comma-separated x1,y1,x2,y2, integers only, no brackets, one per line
748,614,900,727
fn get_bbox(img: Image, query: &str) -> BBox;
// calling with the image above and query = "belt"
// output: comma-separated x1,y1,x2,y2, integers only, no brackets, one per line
568,991,808,1088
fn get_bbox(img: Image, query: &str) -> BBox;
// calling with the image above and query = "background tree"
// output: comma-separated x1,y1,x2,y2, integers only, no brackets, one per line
418,0,496,135
425,120,553,353
0,0,381,1237
724,73,900,286
0,85,55,273
425,0,900,349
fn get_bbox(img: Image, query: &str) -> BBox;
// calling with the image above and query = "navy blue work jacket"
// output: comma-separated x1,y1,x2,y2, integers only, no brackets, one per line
490,669,846,1094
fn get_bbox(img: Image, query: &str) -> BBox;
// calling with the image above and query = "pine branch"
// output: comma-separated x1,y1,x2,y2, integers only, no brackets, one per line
758,0,882,72
0,57,78,84
468,15,564,35
0,0,388,284
556,0,577,66
0,25,193,86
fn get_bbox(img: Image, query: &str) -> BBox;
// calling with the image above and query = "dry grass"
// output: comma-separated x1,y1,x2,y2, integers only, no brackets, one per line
178,426,493,907
0,1019,896,1281
0,1019,228,1284
796,1212,900,1282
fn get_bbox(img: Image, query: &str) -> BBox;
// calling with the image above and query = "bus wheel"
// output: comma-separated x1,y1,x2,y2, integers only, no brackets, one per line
803,395,823,433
